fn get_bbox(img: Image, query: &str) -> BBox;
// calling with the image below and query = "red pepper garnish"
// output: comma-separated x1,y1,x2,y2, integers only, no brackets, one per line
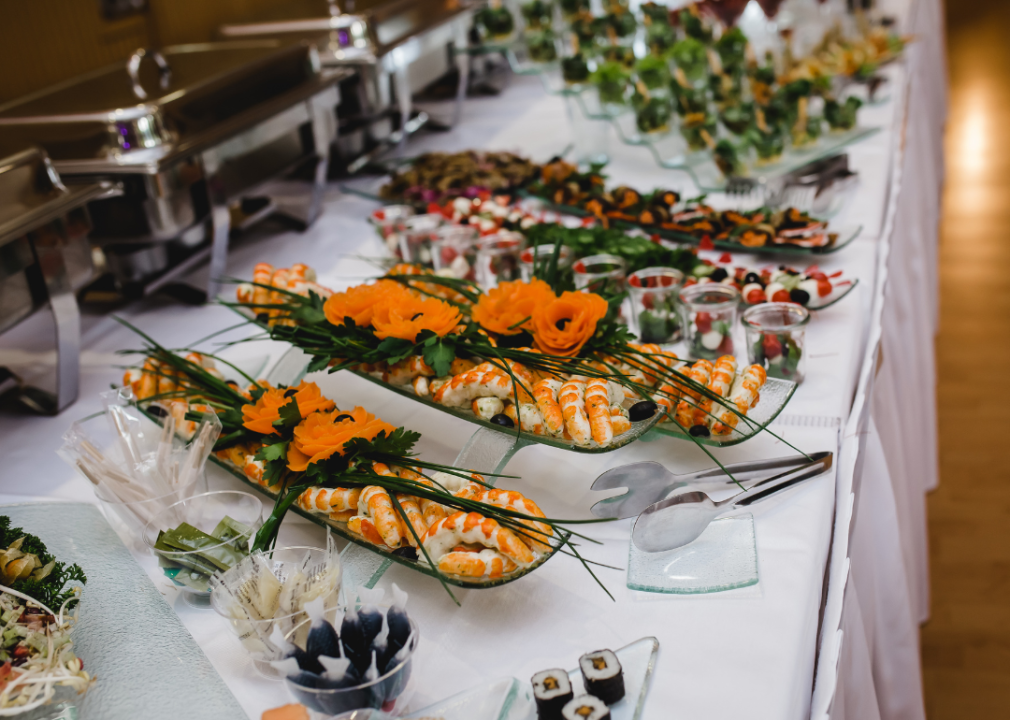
718,252,732,264
699,235,714,250
828,270,844,278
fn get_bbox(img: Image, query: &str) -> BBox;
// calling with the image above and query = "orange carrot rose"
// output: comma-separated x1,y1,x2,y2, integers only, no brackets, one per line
323,280,410,328
471,279,556,335
241,381,336,435
286,407,396,471
531,291,609,357
371,293,462,342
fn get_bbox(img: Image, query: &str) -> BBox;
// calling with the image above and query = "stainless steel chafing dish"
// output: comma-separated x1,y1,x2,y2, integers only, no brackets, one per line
220,0,475,172
0,148,113,414
0,41,352,301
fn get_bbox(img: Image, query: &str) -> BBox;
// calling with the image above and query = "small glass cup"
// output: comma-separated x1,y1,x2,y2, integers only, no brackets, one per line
142,490,264,608
742,302,810,383
678,283,741,360
283,613,419,716
475,231,525,289
628,267,685,344
430,225,479,281
369,205,415,257
211,545,342,679
94,475,206,552
397,213,444,267
520,244,574,282
572,254,628,295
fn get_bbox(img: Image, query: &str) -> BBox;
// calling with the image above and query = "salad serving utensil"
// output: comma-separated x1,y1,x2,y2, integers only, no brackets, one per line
590,451,832,520
631,451,834,553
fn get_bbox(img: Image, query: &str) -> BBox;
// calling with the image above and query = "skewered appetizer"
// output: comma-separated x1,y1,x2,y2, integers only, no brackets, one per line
124,348,564,583
688,262,852,307
379,151,540,207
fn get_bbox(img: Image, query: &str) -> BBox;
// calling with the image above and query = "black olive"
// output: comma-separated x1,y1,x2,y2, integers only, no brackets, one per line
789,288,811,305
226,379,239,388
689,425,711,437
334,414,353,422
256,313,270,323
744,272,760,285
393,546,418,561
710,268,729,282
490,413,515,428
283,388,298,398
146,404,168,418
785,268,800,276
629,400,658,422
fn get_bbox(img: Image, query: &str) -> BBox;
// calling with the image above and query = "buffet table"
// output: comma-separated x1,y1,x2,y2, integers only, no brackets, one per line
0,0,942,717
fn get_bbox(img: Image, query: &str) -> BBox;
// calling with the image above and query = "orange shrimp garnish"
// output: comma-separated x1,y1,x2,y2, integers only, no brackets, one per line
471,279,555,336
241,381,335,435
531,291,609,357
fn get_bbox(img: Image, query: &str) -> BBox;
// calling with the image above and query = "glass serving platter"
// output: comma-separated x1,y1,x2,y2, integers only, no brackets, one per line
208,454,571,590
646,376,797,447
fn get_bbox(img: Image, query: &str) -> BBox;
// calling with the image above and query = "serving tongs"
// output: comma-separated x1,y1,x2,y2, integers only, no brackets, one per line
627,452,833,552
590,451,832,520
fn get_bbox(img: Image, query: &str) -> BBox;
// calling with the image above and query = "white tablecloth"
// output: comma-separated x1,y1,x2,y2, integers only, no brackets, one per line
0,2,943,717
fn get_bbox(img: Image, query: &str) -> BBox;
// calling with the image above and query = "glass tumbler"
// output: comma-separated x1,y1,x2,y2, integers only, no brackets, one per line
628,267,685,344
430,225,479,280
572,254,628,295
678,283,741,360
742,302,810,383
398,213,444,267
475,231,525,289
520,244,573,282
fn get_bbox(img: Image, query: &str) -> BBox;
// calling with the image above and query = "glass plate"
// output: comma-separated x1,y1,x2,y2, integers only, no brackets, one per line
626,514,758,594
262,345,667,455
505,636,661,720
0,502,246,720
646,376,797,447
207,454,570,590
404,677,520,720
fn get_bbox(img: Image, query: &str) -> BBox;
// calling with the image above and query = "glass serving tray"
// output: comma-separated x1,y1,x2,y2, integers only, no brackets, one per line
208,454,570,590
646,376,797,447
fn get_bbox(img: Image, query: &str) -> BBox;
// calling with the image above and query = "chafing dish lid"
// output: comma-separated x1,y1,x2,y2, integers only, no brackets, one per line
0,42,338,172
0,148,108,246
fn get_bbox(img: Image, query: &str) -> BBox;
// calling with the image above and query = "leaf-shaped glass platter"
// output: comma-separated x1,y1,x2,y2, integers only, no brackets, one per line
207,453,571,590
647,376,797,447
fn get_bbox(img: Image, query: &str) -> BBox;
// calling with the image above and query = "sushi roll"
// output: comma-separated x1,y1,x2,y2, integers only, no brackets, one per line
579,649,625,705
561,695,611,720
532,668,574,720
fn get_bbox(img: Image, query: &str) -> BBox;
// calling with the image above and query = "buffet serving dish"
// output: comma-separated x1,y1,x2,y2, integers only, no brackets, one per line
0,41,349,301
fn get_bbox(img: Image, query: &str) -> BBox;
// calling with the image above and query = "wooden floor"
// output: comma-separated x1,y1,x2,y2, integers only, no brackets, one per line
921,1,1010,717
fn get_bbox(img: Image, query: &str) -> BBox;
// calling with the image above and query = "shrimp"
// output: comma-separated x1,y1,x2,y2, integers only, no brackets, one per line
297,487,362,514
412,376,430,397
584,378,614,446
395,494,428,546
504,402,546,435
474,489,553,552
674,360,714,426
328,510,356,523
422,511,536,566
437,549,518,578
347,516,387,546
358,485,405,548
692,355,737,429
610,404,632,435
532,378,564,436
711,365,767,435
472,397,505,420
156,363,177,396
251,263,274,307
243,456,265,485
396,467,448,526
432,363,495,406
558,377,592,446
449,358,477,375
383,356,435,386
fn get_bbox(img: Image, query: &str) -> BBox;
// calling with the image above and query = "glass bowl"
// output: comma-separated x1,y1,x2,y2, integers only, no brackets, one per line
397,214,444,266
742,302,810,383
430,225,479,280
283,615,419,717
475,231,525,289
572,253,628,294
627,267,685,344
520,244,573,282
368,205,415,257
142,490,265,608
211,545,343,678
678,283,741,360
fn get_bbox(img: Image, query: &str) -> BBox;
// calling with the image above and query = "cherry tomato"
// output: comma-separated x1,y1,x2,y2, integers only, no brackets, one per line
817,279,833,297
771,289,791,303
745,288,766,304
762,334,783,359
717,335,734,354
695,311,712,334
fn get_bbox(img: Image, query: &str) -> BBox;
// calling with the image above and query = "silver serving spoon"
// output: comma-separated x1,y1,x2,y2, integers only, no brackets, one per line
631,451,833,552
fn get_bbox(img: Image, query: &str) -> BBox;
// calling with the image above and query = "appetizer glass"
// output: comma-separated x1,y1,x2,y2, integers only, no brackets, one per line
430,225,479,281
369,205,415,258
475,231,525,289
283,614,419,716
142,490,264,608
628,267,685,344
211,544,343,679
573,254,628,295
520,244,573,282
397,214,444,267
678,284,741,360
742,302,810,383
